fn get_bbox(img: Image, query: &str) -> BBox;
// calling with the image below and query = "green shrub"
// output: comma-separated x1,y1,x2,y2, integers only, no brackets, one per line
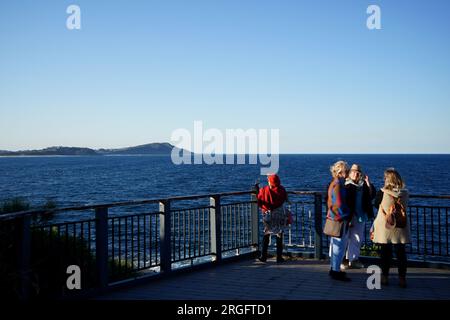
0,198,30,214
0,225,137,299
0,198,136,299
360,243,381,257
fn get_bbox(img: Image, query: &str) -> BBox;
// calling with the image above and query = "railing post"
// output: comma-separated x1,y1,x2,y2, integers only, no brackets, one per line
251,188,259,250
95,207,109,288
314,193,323,260
15,215,31,300
159,200,172,273
210,195,222,263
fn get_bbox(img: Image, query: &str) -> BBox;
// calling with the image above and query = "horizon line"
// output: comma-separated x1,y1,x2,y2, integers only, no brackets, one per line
1,144,449,156
1,153,450,156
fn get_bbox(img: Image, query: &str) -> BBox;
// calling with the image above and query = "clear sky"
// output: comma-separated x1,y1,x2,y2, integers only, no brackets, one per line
1,0,449,153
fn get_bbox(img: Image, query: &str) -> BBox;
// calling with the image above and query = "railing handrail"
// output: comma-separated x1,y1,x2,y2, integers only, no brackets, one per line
409,194,450,200
0,190,256,221
288,190,322,195
1,190,450,221
288,191,450,200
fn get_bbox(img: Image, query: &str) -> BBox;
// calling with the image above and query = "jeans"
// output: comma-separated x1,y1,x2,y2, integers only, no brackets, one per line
330,224,349,272
346,218,365,262
380,243,407,277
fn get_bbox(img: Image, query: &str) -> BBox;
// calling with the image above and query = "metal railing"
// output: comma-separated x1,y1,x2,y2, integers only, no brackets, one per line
0,191,260,299
359,195,450,262
1,190,449,299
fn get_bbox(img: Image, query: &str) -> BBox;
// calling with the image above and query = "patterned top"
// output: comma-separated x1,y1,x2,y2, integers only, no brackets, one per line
326,177,351,221
262,206,288,235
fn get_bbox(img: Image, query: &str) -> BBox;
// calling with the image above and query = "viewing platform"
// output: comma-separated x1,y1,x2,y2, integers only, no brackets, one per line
1,189,449,300
96,258,450,300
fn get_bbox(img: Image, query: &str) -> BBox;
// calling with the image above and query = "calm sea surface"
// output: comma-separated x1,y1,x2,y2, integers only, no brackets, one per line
1,154,449,208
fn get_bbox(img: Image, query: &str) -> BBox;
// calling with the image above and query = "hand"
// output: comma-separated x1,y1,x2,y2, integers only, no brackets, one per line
364,175,370,186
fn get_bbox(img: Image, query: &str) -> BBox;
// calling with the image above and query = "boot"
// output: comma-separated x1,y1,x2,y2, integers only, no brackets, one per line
329,269,351,282
399,276,407,288
276,235,285,263
348,259,364,269
259,234,270,262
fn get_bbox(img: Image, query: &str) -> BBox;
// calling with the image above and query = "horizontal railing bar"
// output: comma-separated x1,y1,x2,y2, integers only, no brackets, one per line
289,201,315,205
408,205,450,209
132,265,160,272
168,190,254,201
171,253,213,263
285,244,315,248
0,201,159,221
221,201,254,206
288,191,324,195
222,245,254,252
409,194,450,200
31,219,96,229
2,189,450,222
171,206,213,213
0,190,257,221
108,211,162,219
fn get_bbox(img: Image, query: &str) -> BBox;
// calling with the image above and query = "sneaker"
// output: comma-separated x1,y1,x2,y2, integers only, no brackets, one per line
399,276,407,288
340,259,349,270
277,257,285,263
258,256,267,263
348,260,364,269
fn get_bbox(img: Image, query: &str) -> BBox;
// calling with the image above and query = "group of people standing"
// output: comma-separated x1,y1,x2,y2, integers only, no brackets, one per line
256,161,410,288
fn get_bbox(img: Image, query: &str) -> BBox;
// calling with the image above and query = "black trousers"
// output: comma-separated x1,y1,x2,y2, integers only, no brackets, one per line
261,233,283,259
380,243,407,277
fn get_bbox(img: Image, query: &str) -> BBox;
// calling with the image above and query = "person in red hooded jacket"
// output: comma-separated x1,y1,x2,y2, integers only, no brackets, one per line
256,174,288,263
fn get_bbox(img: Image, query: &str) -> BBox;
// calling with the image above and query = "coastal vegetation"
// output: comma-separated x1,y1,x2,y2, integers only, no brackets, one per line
0,198,134,299
360,244,381,257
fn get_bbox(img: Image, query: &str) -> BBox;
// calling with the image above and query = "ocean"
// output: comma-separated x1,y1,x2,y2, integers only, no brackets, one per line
1,154,449,207
2,154,449,266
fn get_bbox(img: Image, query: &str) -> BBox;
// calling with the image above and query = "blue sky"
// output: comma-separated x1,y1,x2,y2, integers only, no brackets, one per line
1,0,449,153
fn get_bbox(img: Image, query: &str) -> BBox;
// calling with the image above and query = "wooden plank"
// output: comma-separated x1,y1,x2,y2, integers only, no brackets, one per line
96,258,450,300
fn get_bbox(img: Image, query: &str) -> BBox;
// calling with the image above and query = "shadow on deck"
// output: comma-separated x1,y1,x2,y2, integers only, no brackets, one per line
96,257,450,300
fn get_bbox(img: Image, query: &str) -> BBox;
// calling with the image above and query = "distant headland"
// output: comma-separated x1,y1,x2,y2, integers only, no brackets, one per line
0,143,177,156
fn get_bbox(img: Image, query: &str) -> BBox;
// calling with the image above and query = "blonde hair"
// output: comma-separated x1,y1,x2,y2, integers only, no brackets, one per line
330,161,349,178
383,168,405,190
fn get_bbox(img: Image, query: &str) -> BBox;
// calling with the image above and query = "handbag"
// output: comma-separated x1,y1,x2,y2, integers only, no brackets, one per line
262,211,271,223
381,195,407,229
323,218,344,238
324,183,344,238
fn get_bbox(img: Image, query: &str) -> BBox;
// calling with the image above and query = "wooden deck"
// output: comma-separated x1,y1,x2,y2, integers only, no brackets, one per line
96,257,450,300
